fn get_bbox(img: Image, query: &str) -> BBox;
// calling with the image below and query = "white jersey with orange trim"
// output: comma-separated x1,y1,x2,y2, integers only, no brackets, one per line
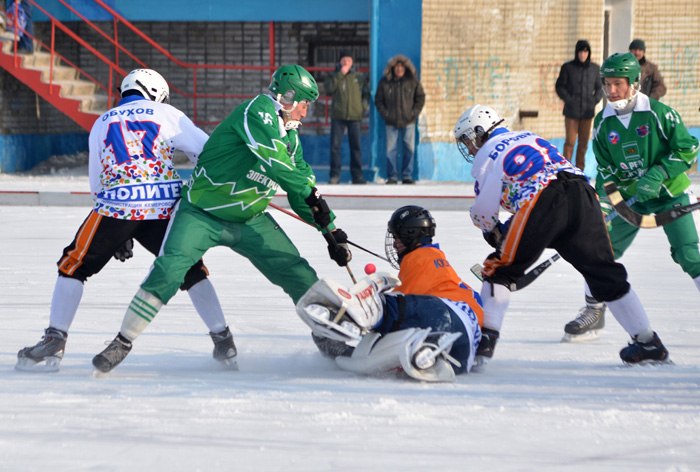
469,128,585,233
88,95,209,220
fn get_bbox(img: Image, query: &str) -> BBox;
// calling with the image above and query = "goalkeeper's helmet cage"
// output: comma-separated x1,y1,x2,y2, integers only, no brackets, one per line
119,69,170,104
385,206,436,269
269,65,319,104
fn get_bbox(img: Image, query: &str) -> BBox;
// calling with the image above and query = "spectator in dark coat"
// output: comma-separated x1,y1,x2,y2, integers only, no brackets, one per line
555,40,604,171
629,39,667,101
375,55,425,184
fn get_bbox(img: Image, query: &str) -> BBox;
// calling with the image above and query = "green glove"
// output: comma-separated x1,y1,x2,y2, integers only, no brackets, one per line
636,166,667,203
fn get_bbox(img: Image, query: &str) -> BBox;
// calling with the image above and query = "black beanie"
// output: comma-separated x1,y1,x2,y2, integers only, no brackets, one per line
338,50,352,61
629,39,646,51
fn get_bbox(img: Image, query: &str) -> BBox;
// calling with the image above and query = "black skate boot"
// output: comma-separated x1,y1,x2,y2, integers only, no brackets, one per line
471,327,499,373
312,333,354,359
92,334,132,374
16,327,68,372
210,327,238,370
562,296,606,343
620,332,670,365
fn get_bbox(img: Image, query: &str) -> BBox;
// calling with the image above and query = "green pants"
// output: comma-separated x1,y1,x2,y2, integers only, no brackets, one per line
142,199,319,304
610,192,700,278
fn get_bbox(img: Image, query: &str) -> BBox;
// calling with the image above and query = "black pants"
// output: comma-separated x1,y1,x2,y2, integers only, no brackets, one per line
57,210,207,290
485,173,630,302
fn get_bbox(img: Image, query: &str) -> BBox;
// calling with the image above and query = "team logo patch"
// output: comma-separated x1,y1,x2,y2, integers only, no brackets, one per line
608,131,619,145
622,142,640,160
636,125,649,137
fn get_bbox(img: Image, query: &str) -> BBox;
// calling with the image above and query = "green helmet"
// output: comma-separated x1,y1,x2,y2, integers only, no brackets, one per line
600,52,641,84
269,65,319,104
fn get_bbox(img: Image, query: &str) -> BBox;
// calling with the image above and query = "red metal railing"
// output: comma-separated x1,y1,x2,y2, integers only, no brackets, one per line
4,0,370,128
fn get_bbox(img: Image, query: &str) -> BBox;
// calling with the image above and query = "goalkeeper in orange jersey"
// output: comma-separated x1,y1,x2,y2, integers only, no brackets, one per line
296,205,483,382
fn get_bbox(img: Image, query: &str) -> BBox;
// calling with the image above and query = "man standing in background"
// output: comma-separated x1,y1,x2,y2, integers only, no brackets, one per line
375,55,425,184
555,40,604,171
325,51,369,184
629,39,666,101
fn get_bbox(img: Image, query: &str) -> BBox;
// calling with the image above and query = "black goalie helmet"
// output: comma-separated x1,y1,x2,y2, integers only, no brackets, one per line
385,205,436,269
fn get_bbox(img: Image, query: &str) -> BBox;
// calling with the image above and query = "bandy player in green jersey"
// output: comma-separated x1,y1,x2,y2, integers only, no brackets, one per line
563,52,700,345
92,65,353,374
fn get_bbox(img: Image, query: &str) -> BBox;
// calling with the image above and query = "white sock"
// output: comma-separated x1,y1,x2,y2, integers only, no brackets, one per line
187,279,227,334
49,276,84,333
120,288,163,341
607,288,652,339
480,281,511,332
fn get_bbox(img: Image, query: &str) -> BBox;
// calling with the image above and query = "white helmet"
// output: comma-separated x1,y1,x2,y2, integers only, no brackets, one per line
454,105,504,162
120,69,170,104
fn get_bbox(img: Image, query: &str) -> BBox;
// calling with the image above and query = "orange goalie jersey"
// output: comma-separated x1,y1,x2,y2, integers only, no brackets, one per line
396,243,483,326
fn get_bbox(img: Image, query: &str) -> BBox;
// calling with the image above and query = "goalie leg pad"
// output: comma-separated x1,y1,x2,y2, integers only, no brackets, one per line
336,328,459,382
336,330,415,375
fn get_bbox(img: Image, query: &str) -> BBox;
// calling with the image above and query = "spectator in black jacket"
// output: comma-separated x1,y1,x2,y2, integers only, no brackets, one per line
375,55,425,184
555,40,603,171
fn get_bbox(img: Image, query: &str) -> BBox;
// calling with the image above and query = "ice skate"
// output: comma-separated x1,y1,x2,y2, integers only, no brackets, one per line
92,334,132,374
210,327,238,370
620,332,671,366
312,333,354,359
471,328,499,373
561,296,606,343
15,328,67,373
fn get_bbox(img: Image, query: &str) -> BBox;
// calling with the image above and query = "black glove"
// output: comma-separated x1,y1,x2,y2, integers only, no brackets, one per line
324,228,352,267
483,219,511,249
113,239,134,262
304,187,332,228
312,333,354,358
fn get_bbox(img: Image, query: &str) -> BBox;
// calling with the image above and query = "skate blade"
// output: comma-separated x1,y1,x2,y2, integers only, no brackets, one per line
561,330,602,343
470,356,488,373
14,356,61,373
91,368,112,379
622,358,674,367
218,357,239,371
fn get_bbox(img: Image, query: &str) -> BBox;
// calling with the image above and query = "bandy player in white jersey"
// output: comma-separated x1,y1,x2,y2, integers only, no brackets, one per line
16,69,235,373
454,104,670,369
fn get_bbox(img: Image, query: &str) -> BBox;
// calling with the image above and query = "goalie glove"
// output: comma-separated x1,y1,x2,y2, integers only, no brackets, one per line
295,273,401,342
113,239,134,262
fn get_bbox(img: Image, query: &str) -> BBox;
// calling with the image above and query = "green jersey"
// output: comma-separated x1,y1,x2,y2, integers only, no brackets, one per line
182,94,327,228
592,94,699,201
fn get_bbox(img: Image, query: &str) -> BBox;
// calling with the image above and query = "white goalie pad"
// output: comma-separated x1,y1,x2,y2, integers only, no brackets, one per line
335,328,463,383
298,303,362,343
295,273,401,343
